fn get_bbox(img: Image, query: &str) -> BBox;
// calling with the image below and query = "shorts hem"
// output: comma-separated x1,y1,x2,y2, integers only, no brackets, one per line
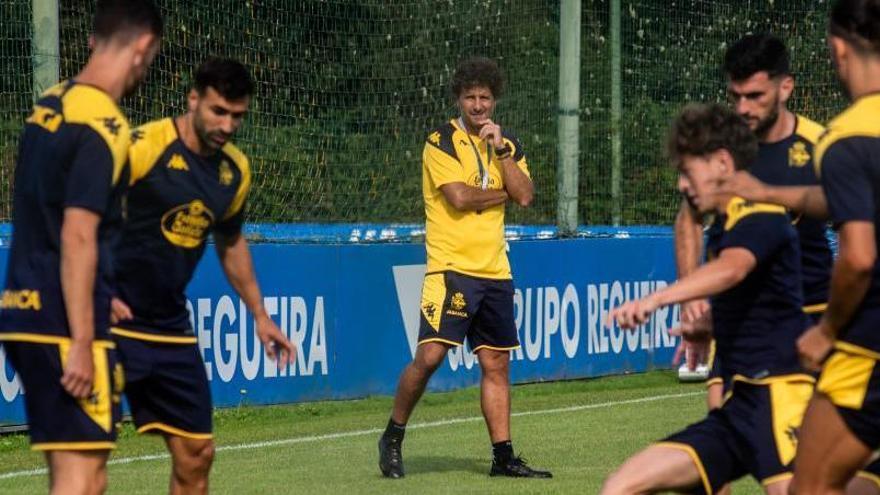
137,422,213,440
705,378,723,387
0,333,115,348
761,472,793,487
111,327,198,344
654,441,712,494
32,441,115,451
802,303,827,314
472,344,520,353
857,470,880,488
418,338,462,347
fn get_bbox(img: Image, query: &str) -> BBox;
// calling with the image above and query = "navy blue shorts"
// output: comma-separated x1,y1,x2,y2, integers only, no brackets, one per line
2,337,122,450
659,376,813,493
115,335,212,439
417,271,519,352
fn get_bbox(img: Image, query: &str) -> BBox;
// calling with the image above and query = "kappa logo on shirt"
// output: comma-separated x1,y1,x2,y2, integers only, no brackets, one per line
167,154,189,172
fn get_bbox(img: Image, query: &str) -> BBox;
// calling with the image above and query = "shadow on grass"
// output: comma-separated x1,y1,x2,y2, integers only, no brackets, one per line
401,455,486,476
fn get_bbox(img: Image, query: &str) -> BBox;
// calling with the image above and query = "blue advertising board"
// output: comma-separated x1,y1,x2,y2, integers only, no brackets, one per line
0,231,679,425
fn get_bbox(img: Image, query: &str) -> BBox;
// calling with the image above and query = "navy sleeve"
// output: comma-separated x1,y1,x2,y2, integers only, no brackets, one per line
65,127,114,215
214,203,246,238
719,214,791,264
821,138,875,228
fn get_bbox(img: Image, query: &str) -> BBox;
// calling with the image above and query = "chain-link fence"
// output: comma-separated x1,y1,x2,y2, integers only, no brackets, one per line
0,0,846,228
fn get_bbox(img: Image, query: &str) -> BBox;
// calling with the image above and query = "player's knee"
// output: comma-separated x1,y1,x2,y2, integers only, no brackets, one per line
413,345,447,372
173,439,215,480
600,468,642,495
478,351,509,375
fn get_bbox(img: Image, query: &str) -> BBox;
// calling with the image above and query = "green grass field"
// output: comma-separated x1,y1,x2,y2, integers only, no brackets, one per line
0,371,764,494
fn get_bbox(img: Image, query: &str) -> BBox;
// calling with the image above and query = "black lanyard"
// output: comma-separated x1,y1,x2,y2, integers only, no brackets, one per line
458,118,491,190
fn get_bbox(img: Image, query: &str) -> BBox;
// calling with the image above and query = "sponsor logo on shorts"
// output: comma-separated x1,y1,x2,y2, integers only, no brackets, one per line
0,290,42,311
446,292,468,318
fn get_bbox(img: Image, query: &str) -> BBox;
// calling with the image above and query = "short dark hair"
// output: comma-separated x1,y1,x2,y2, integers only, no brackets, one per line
194,58,254,101
450,56,505,98
667,103,758,171
93,0,163,41
723,33,790,81
830,0,880,55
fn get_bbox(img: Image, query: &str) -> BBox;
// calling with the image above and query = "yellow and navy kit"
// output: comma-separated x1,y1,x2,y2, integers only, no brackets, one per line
705,197,807,382
661,199,811,491
0,80,130,341
422,119,530,280
817,94,880,355
112,118,250,342
0,80,130,450
661,376,814,493
750,115,831,311
814,93,880,450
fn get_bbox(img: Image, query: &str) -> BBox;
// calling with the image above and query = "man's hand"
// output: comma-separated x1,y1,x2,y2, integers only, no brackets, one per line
256,314,297,368
797,322,835,372
110,297,133,324
61,340,94,399
681,299,710,325
478,119,504,149
717,171,768,203
672,340,711,371
607,295,660,330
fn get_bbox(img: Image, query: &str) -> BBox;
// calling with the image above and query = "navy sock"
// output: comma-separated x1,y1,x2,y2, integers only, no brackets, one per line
384,418,406,441
492,440,514,463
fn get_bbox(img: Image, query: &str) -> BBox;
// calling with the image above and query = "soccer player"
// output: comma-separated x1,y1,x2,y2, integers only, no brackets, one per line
600,102,812,495
0,1,162,493
376,56,550,479
109,58,295,494
674,33,831,412
790,1,880,493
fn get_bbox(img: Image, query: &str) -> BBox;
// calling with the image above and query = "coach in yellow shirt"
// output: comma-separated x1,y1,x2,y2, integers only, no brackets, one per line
377,56,551,479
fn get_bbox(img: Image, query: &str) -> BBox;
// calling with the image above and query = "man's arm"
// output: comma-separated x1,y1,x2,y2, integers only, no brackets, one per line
60,207,100,399
608,248,756,329
439,182,508,211
721,171,828,219
820,221,875,334
798,221,875,370
674,199,704,278
498,156,533,207
214,231,296,365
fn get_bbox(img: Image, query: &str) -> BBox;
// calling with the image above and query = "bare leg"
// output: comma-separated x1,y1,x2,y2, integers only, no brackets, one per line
164,435,215,495
600,444,705,495
390,342,450,424
791,393,873,495
476,348,510,443
45,450,110,495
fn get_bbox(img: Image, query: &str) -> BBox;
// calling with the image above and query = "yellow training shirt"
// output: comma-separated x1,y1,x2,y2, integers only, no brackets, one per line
422,119,530,280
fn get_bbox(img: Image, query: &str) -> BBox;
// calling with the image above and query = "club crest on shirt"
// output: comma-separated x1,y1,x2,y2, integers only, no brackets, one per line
161,199,214,248
788,141,810,167
219,160,234,186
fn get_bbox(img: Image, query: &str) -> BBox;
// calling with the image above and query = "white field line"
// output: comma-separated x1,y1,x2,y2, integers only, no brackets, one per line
0,390,701,481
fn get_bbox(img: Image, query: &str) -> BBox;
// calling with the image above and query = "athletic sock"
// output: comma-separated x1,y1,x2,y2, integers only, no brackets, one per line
383,417,406,441
492,440,514,463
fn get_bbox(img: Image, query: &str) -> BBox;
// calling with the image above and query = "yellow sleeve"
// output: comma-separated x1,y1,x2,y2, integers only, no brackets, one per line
423,142,464,188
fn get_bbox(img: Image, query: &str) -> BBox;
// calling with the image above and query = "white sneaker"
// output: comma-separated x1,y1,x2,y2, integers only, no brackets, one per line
678,362,710,382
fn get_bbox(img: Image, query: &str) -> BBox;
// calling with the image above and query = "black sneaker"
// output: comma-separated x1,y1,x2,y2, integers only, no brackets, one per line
378,435,404,478
489,456,552,478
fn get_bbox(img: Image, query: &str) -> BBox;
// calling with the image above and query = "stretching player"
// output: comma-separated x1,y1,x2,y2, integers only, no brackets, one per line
601,103,811,495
